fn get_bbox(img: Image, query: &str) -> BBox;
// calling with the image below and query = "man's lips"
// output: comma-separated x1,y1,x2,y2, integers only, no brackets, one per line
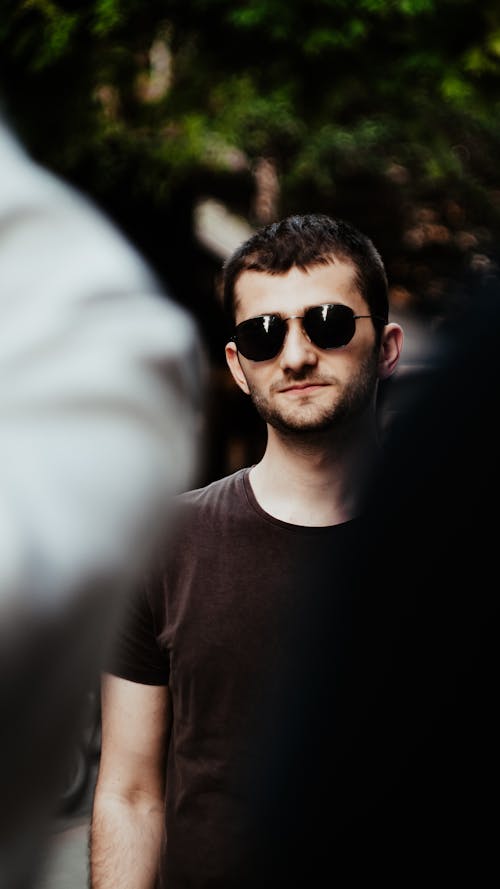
278,382,329,393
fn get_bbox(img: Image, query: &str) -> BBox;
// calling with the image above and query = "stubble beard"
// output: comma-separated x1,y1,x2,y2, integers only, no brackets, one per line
247,349,380,439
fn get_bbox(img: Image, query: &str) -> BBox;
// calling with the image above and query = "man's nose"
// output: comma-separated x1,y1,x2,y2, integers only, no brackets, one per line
278,319,318,373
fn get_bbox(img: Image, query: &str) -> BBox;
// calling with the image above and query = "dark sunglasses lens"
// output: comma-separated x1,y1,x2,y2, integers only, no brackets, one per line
235,316,286,361
304,304,356,349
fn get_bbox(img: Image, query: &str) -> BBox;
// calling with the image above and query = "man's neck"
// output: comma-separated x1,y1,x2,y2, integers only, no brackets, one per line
249,422,380,527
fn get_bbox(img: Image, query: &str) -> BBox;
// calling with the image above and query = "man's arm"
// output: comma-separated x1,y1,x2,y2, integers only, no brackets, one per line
90,674,170,889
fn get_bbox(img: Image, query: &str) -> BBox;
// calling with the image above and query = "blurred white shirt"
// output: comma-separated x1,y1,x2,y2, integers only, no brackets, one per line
0,115,206,888
0,117,205,624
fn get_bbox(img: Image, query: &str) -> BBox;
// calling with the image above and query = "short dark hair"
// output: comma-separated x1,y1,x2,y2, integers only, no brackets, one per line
222,213,389,332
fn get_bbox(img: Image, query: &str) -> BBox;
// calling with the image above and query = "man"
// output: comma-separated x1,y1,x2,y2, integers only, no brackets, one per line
90,213,404,888
0,113,203,889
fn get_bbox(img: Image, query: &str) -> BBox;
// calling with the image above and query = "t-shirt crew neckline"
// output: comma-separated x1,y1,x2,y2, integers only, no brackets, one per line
240,465,357,534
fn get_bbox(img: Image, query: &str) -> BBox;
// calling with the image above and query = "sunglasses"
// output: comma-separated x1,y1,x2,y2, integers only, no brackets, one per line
232,303,387,362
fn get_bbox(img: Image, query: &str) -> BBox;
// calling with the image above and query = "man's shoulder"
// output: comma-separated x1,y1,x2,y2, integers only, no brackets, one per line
176,467,250,513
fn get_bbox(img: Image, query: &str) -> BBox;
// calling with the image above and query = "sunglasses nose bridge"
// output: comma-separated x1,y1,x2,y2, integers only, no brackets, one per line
278,315,318,368
282,313,310,340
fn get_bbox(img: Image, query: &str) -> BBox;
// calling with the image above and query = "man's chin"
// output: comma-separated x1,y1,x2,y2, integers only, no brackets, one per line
264,411,338,436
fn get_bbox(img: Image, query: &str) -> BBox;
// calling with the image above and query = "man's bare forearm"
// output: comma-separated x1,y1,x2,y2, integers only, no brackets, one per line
89,791,164,889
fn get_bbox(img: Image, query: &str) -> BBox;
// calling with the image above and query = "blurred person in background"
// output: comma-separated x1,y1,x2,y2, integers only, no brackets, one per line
90,214,403,889
242,277,500,887
0,111,204,889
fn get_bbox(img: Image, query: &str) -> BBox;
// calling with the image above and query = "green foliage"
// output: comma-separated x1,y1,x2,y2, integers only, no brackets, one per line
91,0,124,36
8,0,80,69
2,0,500,317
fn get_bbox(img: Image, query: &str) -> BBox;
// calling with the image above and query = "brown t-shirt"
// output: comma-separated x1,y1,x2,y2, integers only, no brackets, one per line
109,467,360,888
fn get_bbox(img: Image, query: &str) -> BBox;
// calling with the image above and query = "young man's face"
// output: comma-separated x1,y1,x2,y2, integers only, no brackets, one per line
225,260,386,437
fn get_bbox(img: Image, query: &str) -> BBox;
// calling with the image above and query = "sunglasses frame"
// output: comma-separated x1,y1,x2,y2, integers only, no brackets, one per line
231,303,387,362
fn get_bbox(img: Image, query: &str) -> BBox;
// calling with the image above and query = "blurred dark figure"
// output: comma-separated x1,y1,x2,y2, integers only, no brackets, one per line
0,113,204,889
245,282,499,886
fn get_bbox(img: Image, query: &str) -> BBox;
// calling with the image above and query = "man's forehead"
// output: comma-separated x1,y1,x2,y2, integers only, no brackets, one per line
233,261,361,319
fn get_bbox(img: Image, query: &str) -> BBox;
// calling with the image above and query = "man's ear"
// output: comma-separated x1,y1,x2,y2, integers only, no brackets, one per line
378,323,404,381
225,341,251,395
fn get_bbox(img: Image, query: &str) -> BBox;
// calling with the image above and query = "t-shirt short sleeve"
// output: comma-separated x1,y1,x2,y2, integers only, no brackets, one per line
105,579,169,686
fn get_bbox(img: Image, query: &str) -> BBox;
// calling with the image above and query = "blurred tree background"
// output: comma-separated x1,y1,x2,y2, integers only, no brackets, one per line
2,0,500,481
